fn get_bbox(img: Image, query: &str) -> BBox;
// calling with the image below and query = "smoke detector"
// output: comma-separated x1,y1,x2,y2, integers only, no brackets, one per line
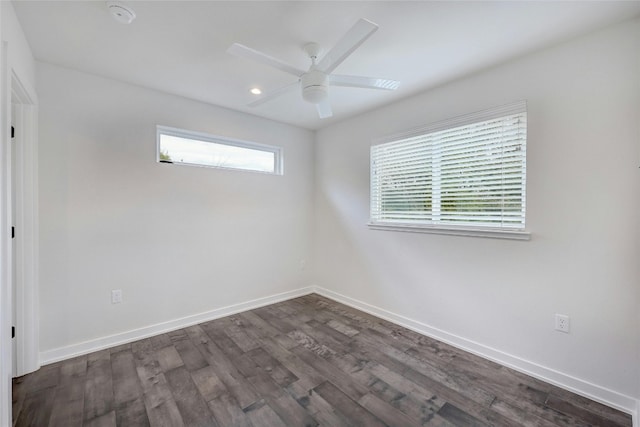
107,2,136,24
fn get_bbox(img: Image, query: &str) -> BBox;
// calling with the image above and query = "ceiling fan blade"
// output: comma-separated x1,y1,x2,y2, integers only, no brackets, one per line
330,74,400,91
227,43,305,77
316,18,378,74
248,82,299,107
316,99,333,119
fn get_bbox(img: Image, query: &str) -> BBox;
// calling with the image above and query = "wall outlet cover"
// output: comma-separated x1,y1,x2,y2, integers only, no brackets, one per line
555,314,570,333
111,289,123,304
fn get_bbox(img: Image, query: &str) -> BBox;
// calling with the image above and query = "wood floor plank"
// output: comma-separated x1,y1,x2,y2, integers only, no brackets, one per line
246,370,319,427
200,321,245,360
237,311,299,349
245,347,299,387
547,390,633,427
111,350,144,407
207,392,253,427
403,366,515,427
190,366,227,402
244,402,287,427
423,415,459,427
290,345,369,401
489,398,562,427
47,381,84,427
167,328,190,343
25,364,61,392
545,394,628,427
313,381,386,427
155,345,184,373
358,392,421,427
47,354,87,427
219,316,262,353
115,397,150,427
325,318,361,337
12,294,633,427
286,381,350,426
12,376,27,427
14,387,57,427
131,338,181,426
165,366,218,427
149,334,172,350
268,393,319,427
358,363,443,425
287,329,338,358
134,359,173,410
252,306,297,334
246,334,325,391
143,397,185,427
174,339,209,372
357,331,497,407
84,410,116,427
83,350,114,422
59,355,88,384
109,343,132,355
186,324,260,409
437,402,491,427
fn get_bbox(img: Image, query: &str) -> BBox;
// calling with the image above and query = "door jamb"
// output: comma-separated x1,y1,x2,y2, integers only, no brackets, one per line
11,70,39,377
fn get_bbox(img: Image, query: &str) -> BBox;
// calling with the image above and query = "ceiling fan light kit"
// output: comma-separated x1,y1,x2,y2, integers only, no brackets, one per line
301,70,329,104
227,18,400,119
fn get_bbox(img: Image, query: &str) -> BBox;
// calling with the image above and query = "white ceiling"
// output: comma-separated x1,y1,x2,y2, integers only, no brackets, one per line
12,1,640,130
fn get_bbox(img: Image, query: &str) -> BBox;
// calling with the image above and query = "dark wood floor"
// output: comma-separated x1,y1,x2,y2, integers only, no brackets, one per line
13,294,632,427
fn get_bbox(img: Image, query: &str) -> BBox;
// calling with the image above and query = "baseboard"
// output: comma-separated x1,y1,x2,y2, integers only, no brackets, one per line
313,286,639,421
38,284,639,425
39,286,315,365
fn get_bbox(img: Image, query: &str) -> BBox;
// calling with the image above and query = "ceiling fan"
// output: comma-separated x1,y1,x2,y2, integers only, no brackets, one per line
227,18,400,119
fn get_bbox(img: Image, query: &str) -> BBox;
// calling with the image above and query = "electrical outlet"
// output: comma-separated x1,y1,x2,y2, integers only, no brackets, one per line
111,289,123,304
555,314,569,333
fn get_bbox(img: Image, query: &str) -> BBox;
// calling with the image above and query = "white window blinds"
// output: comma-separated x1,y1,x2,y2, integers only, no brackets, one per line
371,102,527,231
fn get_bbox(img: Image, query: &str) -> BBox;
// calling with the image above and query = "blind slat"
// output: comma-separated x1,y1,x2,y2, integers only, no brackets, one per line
371,107,527,230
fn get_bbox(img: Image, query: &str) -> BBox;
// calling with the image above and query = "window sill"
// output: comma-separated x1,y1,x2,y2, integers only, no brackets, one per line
367,222,531,241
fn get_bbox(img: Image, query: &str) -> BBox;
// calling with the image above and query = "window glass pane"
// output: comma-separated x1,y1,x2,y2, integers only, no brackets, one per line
371,103,526,231
157,128,281,175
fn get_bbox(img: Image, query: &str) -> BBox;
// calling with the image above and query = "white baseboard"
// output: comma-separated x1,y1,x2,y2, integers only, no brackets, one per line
313,286,639,422
38,284,638,425
39,286,315,365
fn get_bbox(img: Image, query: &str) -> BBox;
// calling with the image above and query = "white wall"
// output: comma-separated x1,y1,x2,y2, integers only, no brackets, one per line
315,17,640,410
37,62,315,355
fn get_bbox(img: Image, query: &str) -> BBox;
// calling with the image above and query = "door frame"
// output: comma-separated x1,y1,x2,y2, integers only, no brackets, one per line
0,38,39,426
0,39,12,427
11,70,39,377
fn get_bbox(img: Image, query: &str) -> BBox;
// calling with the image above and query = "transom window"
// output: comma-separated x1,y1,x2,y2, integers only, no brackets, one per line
370,101,528,239
157,126,283,175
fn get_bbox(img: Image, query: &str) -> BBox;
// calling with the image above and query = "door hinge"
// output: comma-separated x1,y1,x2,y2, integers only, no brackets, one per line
11,126,15,139
11,226,15,239
11,326,15,339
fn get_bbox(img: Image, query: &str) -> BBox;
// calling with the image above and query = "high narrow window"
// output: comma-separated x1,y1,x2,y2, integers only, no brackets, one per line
157,126,283,175
370,101,527,239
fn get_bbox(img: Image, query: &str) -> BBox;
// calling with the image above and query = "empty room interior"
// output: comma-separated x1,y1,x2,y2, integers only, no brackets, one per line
1,1,639,426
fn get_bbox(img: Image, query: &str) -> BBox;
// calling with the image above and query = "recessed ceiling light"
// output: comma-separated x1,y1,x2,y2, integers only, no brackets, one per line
107,2,136,24
250,88,262,95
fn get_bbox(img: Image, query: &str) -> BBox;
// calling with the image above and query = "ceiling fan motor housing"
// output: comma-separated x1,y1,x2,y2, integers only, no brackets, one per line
301,70,329,104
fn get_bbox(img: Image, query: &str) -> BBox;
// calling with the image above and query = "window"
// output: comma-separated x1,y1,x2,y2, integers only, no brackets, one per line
157,126,283,175
370,101,528,239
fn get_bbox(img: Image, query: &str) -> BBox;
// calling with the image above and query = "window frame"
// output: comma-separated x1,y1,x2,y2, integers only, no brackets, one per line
368,101,530,240
156,125,284,175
